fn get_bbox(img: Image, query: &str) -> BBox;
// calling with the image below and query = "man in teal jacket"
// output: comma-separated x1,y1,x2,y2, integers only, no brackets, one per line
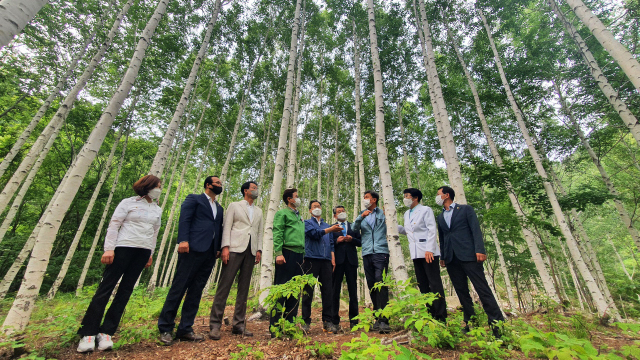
352,190,390,334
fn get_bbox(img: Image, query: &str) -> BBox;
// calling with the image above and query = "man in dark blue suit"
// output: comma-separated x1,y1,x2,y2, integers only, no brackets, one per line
158,176,224,345
330,206,361,330
436,186,504,338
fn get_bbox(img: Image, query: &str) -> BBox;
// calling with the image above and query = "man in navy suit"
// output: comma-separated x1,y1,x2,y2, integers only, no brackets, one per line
436,186,504,338
158,176,224,345
330,206,361,330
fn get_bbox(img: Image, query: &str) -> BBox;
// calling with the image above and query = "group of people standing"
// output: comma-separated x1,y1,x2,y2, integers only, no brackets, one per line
75,173,504,353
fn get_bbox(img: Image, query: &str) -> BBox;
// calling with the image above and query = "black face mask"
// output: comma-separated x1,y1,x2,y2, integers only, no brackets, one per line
211,185,223,195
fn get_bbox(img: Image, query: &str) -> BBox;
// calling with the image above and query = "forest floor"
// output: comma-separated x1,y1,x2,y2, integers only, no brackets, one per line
0,288,639,359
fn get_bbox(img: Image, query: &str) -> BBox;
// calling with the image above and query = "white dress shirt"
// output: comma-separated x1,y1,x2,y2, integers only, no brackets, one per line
104,196,162,254
243,199,254,222
204,192,218,219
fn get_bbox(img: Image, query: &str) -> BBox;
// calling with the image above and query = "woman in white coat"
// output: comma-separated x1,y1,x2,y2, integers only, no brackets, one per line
398,188,447,322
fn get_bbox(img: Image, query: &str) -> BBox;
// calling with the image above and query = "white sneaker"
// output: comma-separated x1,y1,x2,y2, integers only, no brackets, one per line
77,335,95,353
97,333,113,351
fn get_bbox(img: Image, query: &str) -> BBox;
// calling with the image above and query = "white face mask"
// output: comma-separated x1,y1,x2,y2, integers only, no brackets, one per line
292,197,301,208
362,198,371,209
148,188,162,200
435,194,445,206
336,212,347,222
311,208,322,217
403,198,414,208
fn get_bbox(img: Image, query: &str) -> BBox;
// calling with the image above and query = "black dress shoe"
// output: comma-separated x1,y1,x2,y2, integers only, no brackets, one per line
158,332,173,346
232,328,253,337
177,332,204,342
378,322,391,334
492,326,502,339
370,320,380,332
462,325,471,335
349,322,358,330
209,327,221,340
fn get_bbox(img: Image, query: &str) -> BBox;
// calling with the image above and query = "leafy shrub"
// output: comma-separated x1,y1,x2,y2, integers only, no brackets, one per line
261,274,317,340
229,342,265,360
306,341,337,358
340,332,436,360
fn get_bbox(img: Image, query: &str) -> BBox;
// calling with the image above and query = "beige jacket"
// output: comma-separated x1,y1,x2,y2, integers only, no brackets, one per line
221,200,263,255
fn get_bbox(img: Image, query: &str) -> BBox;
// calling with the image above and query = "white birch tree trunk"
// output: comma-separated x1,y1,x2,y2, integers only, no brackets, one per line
547,0,640,147
353,19,366,211
332,117,339,210
2,0,171,333
258,0,302,307
192,131,215,193
286,0,306,189
564,0,640,93
76,129,129,296
479,7,612,319
160,129,187,210
0,19,95,181
0,0,132,215
366,0,407,281
416,0,466,204
445,21,559,302
219,53,261,193
148,79,211,292
0,159,73,301
159,216,178,287
164,245,179,287
0,117,64,244
148,0,222,177
257,95,275,207
608,236,632,281
316,75,324,201
47,126,128,299
397,100,412,188
555,82,640,253
0,0,48,49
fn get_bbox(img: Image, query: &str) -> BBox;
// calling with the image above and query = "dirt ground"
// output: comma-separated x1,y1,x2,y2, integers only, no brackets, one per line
50,306,640,360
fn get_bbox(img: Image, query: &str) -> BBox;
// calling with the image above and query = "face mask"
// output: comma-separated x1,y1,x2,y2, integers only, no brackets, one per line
363,198,371,209
292,197,301,208
249,189,259,199
435,194,445,206
148,188,162,200
211,185,223,195
336,212,347,222
403,198,413,208
311,208,322,217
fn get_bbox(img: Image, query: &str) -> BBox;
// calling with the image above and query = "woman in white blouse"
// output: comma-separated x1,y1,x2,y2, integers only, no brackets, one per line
77,175,162,353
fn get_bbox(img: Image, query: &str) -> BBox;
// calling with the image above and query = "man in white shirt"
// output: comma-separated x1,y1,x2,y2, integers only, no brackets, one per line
398,188,447,322
209,181,263,340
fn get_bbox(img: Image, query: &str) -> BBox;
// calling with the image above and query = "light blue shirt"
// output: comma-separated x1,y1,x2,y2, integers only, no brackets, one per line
443,202,457,228
365,207,377,229
340,222,347,237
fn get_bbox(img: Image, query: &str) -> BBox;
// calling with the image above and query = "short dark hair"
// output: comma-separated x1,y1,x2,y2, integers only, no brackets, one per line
282,188,297,204
133,175,161,196
364,190,379,204
204,175,219,189
240,181,258,196
403,188,423,202
333,205,345,214
438,186,455,201
309,199,321,209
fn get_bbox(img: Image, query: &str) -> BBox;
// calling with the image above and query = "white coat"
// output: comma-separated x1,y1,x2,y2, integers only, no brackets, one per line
397,204,439,259
221,200,263,256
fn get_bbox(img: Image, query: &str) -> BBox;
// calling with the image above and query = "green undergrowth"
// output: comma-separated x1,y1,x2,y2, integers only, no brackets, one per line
0,280,637,359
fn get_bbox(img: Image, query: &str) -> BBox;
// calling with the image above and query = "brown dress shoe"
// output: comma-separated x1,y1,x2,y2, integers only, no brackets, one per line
209,327,221,340
177,332,204,342
158,332,173,346
232,328,253,337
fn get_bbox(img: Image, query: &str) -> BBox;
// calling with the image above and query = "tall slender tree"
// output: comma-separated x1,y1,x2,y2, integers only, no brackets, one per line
365,0,407,281
258,0,303,306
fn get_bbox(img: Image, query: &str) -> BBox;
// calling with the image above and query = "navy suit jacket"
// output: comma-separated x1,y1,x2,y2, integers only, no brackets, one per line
331,221,361,266
177,193,223,253
437,204,485,264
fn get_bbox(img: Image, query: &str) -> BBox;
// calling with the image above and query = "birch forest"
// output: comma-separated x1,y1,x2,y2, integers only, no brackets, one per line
0,0,639,358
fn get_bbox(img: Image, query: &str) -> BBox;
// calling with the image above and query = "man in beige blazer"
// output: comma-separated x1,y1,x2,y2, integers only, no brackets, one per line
209,181,263,339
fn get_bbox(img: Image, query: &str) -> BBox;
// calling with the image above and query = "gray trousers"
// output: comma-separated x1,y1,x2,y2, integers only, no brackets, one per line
209,243,255,330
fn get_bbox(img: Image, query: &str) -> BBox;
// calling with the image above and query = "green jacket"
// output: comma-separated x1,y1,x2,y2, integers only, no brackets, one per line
273,207,305,257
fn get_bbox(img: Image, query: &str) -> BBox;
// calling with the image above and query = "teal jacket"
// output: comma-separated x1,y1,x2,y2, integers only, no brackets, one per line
352,207,389,256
